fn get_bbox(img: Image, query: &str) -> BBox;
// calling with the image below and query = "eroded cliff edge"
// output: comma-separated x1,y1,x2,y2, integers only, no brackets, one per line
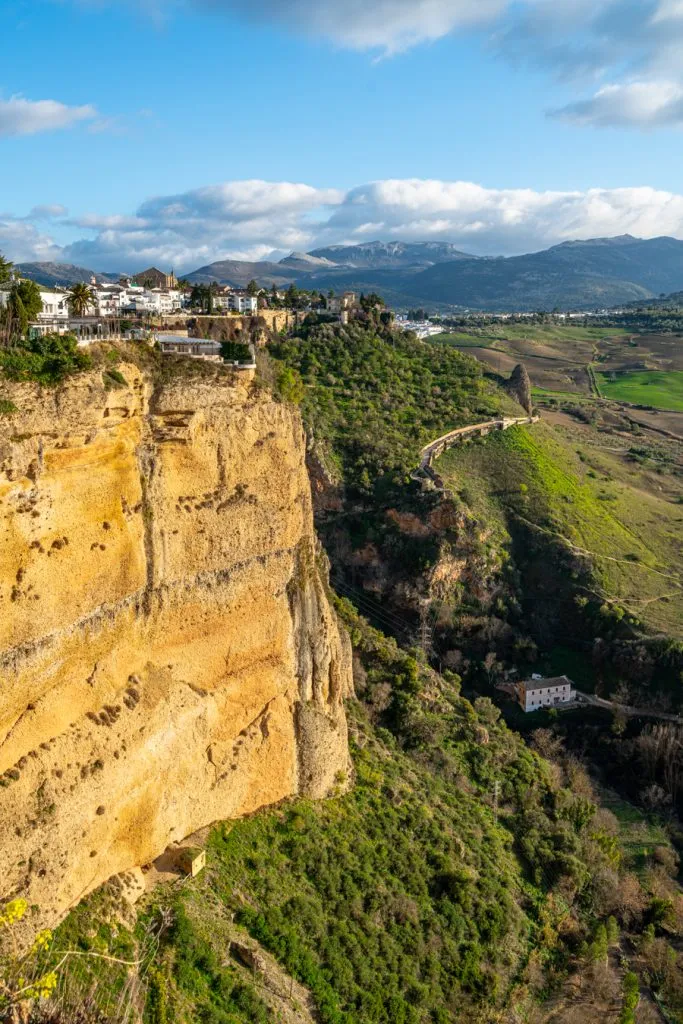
0,361,351,926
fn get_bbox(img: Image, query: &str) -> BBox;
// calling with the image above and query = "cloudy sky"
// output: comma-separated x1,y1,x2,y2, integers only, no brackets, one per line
3,0,683,270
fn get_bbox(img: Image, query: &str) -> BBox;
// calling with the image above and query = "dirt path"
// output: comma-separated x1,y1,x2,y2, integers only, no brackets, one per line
227,932,320,1024
576,689,683,724
509,509,683,583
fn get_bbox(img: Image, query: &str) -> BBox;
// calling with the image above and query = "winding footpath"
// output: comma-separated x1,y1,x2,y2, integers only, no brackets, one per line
415,415,539,478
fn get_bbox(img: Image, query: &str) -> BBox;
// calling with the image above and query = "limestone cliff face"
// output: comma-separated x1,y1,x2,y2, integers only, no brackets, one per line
0,362,351,928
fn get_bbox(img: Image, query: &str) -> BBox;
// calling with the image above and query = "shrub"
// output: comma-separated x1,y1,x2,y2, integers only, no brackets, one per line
275,365,305,405
220,340,252,363
0,333,91,385
102,368,128,389
620,971,639,1023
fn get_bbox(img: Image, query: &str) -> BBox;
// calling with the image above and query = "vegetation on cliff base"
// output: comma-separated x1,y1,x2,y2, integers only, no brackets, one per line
270,315,683,712
37,603,683,1024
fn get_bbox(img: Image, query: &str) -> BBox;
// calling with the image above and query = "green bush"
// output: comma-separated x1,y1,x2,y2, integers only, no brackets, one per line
620,971,639,1023
275,365,305,405
220,340,252,363
270,320,489,495
102,367,128,389
0,333,91,385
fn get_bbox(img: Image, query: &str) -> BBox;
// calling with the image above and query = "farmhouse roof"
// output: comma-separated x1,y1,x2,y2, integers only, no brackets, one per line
519,675,572,692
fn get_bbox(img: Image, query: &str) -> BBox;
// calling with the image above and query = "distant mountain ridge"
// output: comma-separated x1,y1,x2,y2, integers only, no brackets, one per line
14,263,119,287
307,240,477,269
405,235,683,311
182,259,300,287
13,235,683,310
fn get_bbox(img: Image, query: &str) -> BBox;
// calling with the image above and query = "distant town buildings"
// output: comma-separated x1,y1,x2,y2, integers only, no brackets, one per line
3,267,382,344
395,314,444,339
88,277,184,317
230,293,258,314
210,288,257,313
131,266,178,289
157,335,223,361
327,291,357,315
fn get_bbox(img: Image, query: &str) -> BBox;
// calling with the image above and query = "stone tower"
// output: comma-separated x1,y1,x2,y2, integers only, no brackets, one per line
508,362,532,414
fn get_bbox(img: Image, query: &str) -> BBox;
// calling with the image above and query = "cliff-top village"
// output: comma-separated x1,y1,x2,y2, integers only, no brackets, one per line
0,265,365,345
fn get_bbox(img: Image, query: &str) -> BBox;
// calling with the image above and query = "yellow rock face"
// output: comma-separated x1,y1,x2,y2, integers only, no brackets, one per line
0,362,350,928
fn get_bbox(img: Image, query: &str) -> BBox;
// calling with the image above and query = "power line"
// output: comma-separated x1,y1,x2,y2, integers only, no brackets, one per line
331,578,413,631
330,575,415,637
332,585,411,636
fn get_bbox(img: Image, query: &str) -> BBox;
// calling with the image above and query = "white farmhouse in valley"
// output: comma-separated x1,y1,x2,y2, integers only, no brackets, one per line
515,675,575,713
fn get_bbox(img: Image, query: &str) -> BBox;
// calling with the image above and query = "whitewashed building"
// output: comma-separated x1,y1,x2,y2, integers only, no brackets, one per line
92,284,127,317
516,675,575,713
0,287,69,323
38,289,70,323
229,293,258,314
96,284,184,316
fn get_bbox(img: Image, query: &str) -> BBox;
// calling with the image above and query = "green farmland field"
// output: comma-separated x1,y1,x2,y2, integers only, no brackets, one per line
596,369,683,410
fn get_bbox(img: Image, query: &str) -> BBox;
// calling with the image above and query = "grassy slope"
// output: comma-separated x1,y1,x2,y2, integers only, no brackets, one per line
437,422,683,637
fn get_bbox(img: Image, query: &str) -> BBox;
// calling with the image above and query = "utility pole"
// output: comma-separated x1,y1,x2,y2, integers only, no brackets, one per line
418,601,433,661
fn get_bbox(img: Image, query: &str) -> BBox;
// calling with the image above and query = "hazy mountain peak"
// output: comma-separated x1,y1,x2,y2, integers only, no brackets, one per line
279,251,340,269
308,240,478,269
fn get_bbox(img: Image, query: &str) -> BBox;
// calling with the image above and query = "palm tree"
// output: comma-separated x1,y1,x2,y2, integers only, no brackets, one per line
67,282,96,317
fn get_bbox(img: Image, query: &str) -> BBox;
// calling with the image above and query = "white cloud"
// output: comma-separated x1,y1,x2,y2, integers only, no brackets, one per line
7,178,683,271
551,80,683,127
198,0,506,53
192,0,683,127
26,205,68,220
137,179,341,222
0,96,97,137
0,216,63,263
59,180,341,270
322,179,683,254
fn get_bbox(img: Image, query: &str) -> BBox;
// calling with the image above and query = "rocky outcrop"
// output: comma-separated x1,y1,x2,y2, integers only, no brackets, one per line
0,360,351,930
507,363,532,414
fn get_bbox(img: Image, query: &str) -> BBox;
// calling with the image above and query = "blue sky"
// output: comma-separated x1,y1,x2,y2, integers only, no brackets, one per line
3,0,683,271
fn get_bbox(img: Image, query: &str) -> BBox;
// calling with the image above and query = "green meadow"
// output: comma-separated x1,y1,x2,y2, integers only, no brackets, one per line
596,369,683,411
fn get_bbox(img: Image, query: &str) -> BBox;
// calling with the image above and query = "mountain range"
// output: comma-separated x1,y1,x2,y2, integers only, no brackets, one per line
12,262,120,287
15,235,683,311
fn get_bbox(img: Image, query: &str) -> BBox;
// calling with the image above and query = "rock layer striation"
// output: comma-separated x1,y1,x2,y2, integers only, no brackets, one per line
0,362,350,926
